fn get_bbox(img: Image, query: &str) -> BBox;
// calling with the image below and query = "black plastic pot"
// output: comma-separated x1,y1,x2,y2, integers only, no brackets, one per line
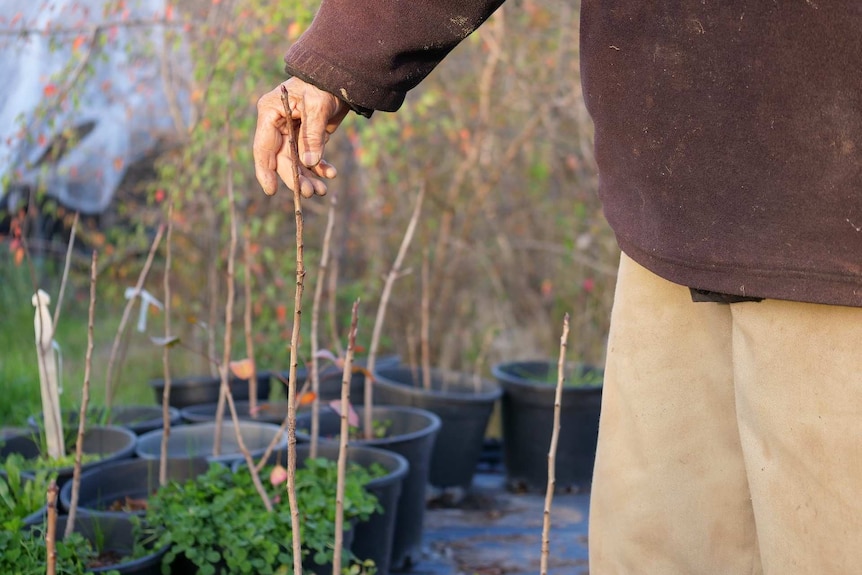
107,405,183,435
238,443,409,575
281,355,400,402
492,360,603,492
30,514,169,574
134,421,288,465
148,371,272,409
297,405,440,571
180,400,295,425
58,457,211,517
373,365,501,490
27,405,182,436
0,426,137,489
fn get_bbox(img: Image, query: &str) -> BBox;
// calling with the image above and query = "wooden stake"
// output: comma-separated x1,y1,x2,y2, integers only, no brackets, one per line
64,250,97,539
540,313,570,575
32,289,64,460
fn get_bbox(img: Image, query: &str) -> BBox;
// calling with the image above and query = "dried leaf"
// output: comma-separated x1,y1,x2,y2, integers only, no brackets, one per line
296,391,316,407
150,335,181,348
269,464,288,487
329,400,359,427
229,358,255,380
313,349,339,365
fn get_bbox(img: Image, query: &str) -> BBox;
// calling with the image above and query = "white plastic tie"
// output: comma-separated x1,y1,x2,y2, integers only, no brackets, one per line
124,287,164,332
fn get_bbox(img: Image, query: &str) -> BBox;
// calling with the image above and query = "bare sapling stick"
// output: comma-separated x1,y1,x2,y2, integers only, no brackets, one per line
242,228,259,418
472,326,498,394
540,313,570,575
333,299,360,575
365,184,426,439
326,253,344,358
282,85,307,575
50,211,79,339
104,223,166,407
46,480,58,575
310,193,338,458
420,248,431,391
213,126,273,511
253,368,313,472
160,201,175,486
64,251,97,539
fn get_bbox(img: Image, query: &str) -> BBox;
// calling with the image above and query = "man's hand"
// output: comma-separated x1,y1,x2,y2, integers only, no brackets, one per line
254,77,350,198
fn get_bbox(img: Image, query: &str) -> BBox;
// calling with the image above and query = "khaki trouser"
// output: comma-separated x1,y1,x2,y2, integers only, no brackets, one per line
589,253,862,574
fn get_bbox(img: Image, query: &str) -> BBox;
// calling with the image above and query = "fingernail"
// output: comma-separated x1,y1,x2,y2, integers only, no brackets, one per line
302,152,319,166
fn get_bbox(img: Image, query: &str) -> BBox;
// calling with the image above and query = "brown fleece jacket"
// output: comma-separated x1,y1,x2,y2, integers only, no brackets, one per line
285,1,862,308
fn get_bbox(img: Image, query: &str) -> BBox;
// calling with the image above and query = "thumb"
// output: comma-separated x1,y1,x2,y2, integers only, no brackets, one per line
298,97,331,168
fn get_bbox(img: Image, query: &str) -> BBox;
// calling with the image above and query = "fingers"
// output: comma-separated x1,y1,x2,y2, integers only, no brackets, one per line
253,77,350,197
253,88,287,196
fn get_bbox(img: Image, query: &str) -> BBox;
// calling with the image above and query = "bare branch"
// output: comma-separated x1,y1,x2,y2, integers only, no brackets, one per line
159,202,174,486
310,193,338,458
45,481,58,575
64,250,97,539
105,224,166,407
365,184,426,437
333,299,360,573
541,313,570,575
50,211,79,338
282,86,306,574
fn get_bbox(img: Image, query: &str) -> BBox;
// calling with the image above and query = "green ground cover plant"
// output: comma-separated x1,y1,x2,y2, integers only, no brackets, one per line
143,459,383,574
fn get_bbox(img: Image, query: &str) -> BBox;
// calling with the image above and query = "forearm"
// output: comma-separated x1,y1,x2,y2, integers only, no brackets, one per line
284,0,505,116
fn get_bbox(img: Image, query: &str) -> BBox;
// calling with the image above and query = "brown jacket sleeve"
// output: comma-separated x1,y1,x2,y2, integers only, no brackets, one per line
284,0,504,116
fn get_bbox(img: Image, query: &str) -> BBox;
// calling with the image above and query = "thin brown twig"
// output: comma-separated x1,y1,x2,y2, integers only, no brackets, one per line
420,248,431,391
541,313,570,575
243,228,259,418
45,481,58,575
326,251,343,357
365,184,425,438
159,202,174,486
333,299,360,574
64,250,97,539
49,211,79,339
206,202,220,378
105,224,166,407
310,192,338,458
281,84,306,575
214,123,272,511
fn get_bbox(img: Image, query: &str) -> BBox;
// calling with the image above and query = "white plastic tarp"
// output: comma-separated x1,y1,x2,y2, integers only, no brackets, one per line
0,0,190,214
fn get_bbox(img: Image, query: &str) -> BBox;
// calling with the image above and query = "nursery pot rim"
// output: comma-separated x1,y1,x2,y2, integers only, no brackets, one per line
298,405,442,447
2,425,137,474
134,420,288,463
373,365,502,402
148,370,273,387
492,359,603,392
58,455,211,516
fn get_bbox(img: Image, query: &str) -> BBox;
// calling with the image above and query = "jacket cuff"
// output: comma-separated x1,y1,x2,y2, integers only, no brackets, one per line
284,44,406,117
